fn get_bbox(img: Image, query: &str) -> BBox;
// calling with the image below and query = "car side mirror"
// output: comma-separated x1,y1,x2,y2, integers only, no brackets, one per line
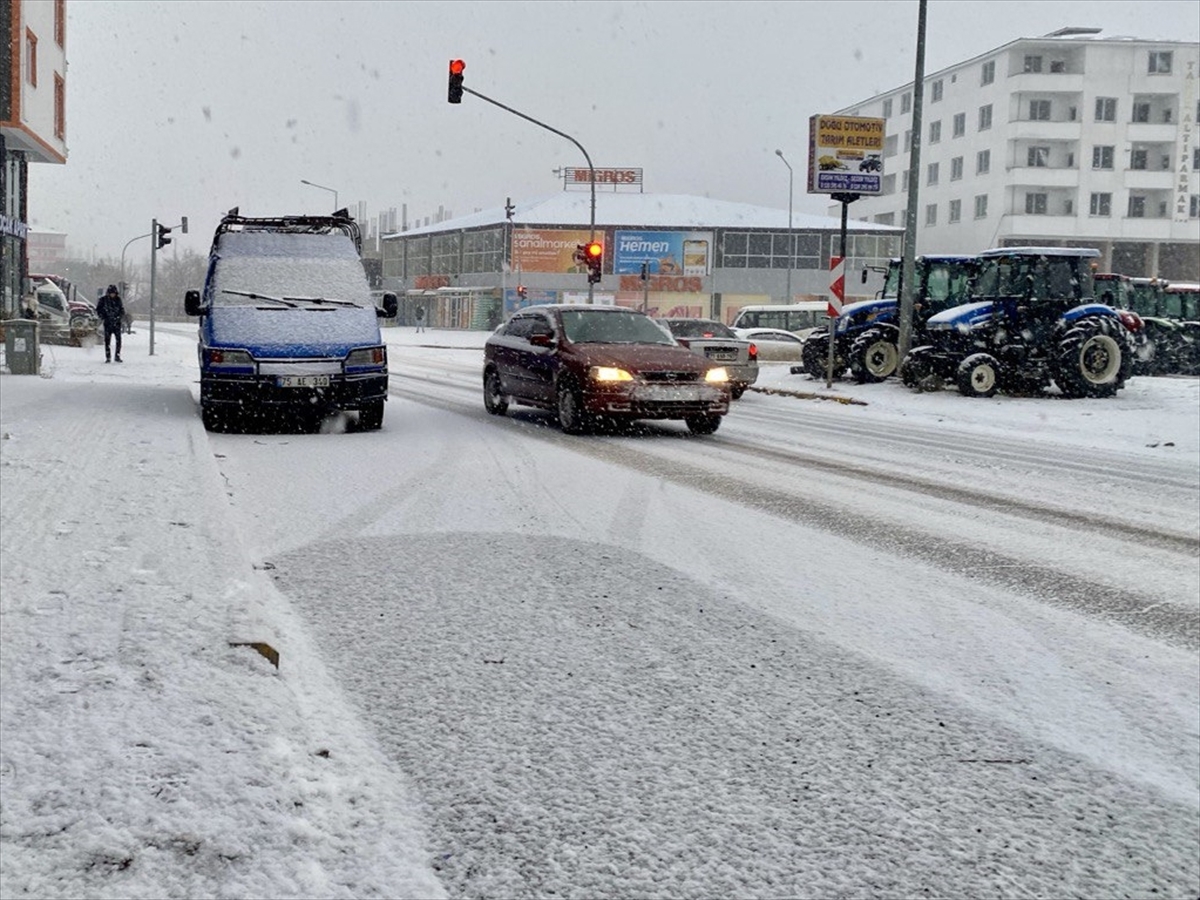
861,268,869,284
378,291,398,319
184,289,204,316
530,332,554,347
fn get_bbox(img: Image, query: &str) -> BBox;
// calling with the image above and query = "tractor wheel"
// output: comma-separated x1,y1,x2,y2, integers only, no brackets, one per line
955,353,1001,398
849,326,900,383
1054,316,1129,398
899,346,939,391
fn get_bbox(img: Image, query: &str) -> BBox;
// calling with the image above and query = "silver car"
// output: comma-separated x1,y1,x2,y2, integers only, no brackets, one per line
659,318,759,399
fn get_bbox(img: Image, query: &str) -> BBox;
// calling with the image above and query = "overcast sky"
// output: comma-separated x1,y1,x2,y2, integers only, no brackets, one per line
27,0,1200,262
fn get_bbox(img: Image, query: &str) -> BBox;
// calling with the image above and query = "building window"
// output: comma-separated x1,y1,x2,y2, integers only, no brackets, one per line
1050,59,1066,73
951,156,964,180
901,92,912,114
978,104,993,131
25,29,37,87
1193,147,1199,171
901,170,909,192
974,194,988,219
949,199,962,223
1025,193,1048,215
1190,195,1200,218
1024,55,1043,73
54,74,65,140
931,79,944,102
882,173,897,195
929,120,941,143
1027,146,1049,167
884,134,898,158
952,112,966,138
904,129,912,149
1128,195,1146,218
1148,51,1172,74
875,212,896,226
927,162,939,185
1091,145,1114,169
1131,148,1149,171
976,149,990,175
55,0,65,46
981,60,995,85
925,203,938,226
1089,192,1112,217
1095,97,1117,122
1029,100,1051,121
882,98,893,119
1132,102,1151,123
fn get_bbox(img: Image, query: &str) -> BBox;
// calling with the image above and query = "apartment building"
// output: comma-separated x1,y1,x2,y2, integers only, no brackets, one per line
833,27,1199,282
2,0,69,316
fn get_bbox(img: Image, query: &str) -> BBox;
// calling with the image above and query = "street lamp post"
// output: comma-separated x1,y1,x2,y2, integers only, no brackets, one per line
300,179,339,211
775,149,794,304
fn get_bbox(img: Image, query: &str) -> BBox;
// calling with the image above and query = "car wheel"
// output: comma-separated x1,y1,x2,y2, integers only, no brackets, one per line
849,327,900,383
730,385,746,400
955,353,1001,398
483,367,509,416
801,331,830,379
358,399,384,431
685,414,722,435
201,401,225,432
556,379,591,435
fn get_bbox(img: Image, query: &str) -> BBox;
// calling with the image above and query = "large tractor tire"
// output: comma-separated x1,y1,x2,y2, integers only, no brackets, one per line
848,326,901,383
1053,316,1131,398
955,353,1001,398
801,329,845,381
899,346,940,391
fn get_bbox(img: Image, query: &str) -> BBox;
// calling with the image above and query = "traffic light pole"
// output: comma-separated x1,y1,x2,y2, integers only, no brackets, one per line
149,218,158,356
459,85,598,303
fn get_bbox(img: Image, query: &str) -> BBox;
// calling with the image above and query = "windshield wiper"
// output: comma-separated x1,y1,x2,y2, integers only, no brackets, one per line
282,296,361,308
221,289,297,307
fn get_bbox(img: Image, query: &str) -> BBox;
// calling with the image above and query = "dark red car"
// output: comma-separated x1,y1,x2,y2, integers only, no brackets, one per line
483,304,732,434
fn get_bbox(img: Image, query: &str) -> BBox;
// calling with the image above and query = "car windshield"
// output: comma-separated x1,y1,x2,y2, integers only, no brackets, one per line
561,309,675,345
974,255,1089,301
666,320,737,339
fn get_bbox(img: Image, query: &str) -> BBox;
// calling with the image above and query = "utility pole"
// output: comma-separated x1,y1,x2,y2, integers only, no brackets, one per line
898,0,928,360
775,150,794,303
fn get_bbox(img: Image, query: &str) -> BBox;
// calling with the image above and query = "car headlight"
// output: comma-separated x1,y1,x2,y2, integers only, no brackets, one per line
705,367,729,383
590,366,634,382
346,346,387,367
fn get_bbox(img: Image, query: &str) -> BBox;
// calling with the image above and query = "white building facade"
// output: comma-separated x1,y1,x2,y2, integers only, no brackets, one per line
833,28,1199,282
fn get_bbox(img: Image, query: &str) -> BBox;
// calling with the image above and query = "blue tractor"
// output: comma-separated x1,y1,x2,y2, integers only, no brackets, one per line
899,247,1138,398
801,254,978,383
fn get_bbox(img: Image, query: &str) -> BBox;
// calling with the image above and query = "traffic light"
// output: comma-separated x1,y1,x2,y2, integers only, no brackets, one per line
517,285,527,300
156,223,172,250
584,240,603,284
448,59,465,104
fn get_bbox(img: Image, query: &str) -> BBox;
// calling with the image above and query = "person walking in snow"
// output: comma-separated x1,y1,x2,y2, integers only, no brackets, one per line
96,284,126,363
414,305,426,333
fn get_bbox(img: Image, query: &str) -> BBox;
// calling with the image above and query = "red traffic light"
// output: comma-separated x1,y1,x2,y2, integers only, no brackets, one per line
448,59,465,104
585,241,602,258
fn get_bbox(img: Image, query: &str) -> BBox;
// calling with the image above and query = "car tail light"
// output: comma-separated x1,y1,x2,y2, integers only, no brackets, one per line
204,348,254,367
748,342,758,361
346,346,386,366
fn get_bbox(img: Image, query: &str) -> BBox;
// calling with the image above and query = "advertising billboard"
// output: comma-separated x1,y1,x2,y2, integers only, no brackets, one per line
807,115,885,195
614,230,713,277
511,228,595,274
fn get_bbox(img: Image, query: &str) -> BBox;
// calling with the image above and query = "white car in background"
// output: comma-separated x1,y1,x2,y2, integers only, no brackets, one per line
732,327,806,363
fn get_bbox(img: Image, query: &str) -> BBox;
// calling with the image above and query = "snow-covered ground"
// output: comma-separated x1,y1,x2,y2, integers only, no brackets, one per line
2,323,1197,899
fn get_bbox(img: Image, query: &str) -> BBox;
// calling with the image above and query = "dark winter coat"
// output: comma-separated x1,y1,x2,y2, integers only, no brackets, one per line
96,292,125,331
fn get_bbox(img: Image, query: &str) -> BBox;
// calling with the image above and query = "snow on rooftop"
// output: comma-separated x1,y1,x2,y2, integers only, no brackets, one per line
383,192,900,240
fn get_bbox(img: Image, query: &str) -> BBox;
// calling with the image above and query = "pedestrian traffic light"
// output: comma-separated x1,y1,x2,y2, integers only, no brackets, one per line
156,223,172,250
448,59,465,104
584,241,603,284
